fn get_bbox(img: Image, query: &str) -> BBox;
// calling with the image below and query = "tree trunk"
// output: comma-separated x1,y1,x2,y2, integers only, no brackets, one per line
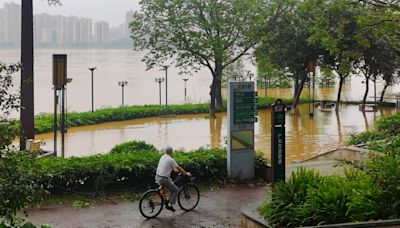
336,76,345,111
209,78,217,118
291,75,307,114
293,77,300,99
380,82,389,102
362,76,370,105
215,77,223,110
215,60,223,110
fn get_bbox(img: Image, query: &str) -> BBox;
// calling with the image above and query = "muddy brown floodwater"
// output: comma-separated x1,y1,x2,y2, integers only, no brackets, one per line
35,104,398,163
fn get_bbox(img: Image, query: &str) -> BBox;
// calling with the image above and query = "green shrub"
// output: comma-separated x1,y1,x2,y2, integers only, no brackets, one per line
344,169,381,221
110,141,157,154
0,121,19,151
260,168,322,227
375,113,400,136
0,151,49,225
364,137,400,219
347,131,385,145
260,168,381,227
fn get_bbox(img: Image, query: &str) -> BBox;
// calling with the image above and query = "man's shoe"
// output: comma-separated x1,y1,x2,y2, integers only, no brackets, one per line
165,205,176,212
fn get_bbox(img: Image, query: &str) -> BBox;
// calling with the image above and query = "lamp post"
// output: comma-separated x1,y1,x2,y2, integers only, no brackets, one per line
263,73,268,98
248,72,254,82
183,78,189,102
64,78,73,133
155,77,165,105
163,66,168,107
118,81,128,107
307,60,316,117
88,67,96,112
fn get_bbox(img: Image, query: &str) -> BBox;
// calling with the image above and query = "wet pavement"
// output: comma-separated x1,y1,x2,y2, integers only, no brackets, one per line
26,185,265,228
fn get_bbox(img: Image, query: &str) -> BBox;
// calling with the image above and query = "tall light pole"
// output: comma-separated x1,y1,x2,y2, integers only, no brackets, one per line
88,67,96,112
155,77,165,105
163,66,168,107
307,60,316,117
65,78,73,133
183,78,189,102
263,73,267,98
118,81,128,106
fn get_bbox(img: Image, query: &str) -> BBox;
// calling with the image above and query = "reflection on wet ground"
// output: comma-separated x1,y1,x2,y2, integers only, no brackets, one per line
35,104,398,163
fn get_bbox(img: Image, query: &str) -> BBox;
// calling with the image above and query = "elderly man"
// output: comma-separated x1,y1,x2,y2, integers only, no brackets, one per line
155,147,191,212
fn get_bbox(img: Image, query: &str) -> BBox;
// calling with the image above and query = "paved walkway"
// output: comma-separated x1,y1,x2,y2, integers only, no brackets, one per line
26,185,265,228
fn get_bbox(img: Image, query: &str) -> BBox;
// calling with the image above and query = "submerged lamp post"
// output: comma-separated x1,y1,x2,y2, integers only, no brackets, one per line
163,66,168,107
263,73,268,98
183,78,189,102
307,60,316,117
88,67,96,112
65,77,73,133
155,77,165,105
118,81,128,106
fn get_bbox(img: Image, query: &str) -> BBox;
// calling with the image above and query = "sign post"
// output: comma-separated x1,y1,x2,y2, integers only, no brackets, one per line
227,82,257,179
53,54,67,157
271,99,286,185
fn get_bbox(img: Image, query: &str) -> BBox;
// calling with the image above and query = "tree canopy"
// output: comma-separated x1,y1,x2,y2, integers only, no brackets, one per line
130,0,281,116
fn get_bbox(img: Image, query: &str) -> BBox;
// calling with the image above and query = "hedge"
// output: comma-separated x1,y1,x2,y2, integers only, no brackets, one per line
33,98,302,134
38,141,269,193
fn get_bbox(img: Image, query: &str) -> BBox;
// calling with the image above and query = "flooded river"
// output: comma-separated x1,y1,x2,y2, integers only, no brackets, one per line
1,48,399,115
36,104,398,162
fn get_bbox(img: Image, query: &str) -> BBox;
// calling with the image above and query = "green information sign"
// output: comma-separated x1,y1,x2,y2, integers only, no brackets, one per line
233,91,257,124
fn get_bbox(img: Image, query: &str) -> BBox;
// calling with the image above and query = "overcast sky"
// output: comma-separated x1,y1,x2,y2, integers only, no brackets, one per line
0,0,140,26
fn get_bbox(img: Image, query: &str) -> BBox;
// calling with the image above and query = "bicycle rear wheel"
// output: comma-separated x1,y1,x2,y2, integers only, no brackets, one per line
178,183,200,211
139,189,164,219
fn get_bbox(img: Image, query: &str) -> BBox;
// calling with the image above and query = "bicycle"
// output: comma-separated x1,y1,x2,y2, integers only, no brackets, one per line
139,174,200,219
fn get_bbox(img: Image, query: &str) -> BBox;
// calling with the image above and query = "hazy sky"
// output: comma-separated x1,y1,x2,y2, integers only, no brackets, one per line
0,0,140,26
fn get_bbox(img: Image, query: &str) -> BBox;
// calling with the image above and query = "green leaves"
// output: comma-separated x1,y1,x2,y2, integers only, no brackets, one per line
0,63,21,151
261,167,380,227
0,151,49,225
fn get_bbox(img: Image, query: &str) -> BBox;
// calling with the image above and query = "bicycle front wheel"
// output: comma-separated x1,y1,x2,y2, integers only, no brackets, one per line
139,189,164,219
178,183,200,211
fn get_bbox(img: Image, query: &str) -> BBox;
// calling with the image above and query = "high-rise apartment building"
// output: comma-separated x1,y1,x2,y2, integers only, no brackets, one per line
0,8,6,43
62,16,75,45
4,2,21,46
124,10,134,38
94,21,110,44
0,3,130,47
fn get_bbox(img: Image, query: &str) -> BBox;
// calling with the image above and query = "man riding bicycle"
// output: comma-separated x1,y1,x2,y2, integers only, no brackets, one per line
155,147,191,212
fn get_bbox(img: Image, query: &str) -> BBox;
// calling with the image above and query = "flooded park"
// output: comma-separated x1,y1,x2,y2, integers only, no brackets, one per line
1,49,399,162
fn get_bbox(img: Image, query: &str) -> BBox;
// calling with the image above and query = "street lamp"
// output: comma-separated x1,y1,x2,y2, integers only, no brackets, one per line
183,78,189,102
155,77,165,105
247,72,254,82
64,78,73,133
163,66,168,107
88,67,97,112
118,81,128,107
307,60,316,117
262,73,268,98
